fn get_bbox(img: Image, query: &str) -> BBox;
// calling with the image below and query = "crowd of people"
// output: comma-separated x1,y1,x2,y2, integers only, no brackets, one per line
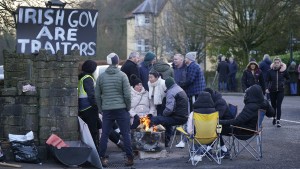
78,51,295,167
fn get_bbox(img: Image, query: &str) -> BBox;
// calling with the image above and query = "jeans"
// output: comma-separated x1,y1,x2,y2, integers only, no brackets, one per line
99,109,133,158
228,75,236,91
219,82,227,92
290,83,297,95
269,91,284,120
151,116,186,143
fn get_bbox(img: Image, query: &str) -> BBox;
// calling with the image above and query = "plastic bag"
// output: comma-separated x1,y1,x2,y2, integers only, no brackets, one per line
10,140,40,163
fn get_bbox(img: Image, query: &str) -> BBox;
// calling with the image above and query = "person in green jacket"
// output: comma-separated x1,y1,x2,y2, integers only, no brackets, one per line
95,53,133,167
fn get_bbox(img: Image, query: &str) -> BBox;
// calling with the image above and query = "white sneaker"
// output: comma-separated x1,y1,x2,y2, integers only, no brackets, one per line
193,155,202,162
175,141,185,148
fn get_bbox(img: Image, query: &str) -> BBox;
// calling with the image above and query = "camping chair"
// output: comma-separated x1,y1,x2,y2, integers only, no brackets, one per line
222,103,238,151
229,109,266,161
176,111,222,165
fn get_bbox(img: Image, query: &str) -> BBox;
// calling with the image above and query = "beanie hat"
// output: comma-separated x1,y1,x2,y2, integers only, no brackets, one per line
185,52,196,62
107,53,119,65
291,61,296,66
144,52,156,62
82,60,97,74
130,74,142,87
165,77,175,89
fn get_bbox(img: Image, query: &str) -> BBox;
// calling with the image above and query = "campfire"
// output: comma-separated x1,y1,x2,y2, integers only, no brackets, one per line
136,116,165,132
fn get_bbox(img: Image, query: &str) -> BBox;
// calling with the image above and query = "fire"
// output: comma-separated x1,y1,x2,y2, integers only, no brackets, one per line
140,116,151,131
139,116,158,132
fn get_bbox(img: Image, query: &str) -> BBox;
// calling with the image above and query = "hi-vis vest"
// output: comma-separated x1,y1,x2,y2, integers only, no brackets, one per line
78,74,95,112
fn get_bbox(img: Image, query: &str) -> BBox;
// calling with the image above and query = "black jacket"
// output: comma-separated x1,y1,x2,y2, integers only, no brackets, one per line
220,85,273,131
193,91,216,114
121,59,140,85
266,63,290,92
210,90,234,120
241,61,265,94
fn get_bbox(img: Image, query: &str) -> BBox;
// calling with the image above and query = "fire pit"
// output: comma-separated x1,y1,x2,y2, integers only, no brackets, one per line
132,116,166,151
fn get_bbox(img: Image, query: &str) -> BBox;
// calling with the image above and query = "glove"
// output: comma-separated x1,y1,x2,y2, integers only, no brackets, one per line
92,105,99,112
147,114,153,118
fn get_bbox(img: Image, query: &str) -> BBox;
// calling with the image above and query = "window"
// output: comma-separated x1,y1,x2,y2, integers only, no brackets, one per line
145,14,150,24
136,39,151,52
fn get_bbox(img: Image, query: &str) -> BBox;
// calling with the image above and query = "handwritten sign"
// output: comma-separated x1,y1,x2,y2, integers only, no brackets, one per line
16,7,98,56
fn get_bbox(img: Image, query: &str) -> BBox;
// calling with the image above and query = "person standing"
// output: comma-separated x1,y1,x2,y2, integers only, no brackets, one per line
152,58,174,80
172,53,187,91
266,57,290,127
78,60,100,152
228,57,238,92
95,53,134,167
217,55,229,92
184,52,203,111
287,61,298,95
259,54,272,99
241,60,265,94
121,51,140,86
139,52,156,91
298,64,300,95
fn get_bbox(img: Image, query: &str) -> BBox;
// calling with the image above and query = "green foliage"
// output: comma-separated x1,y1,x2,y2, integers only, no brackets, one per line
272,51,300,64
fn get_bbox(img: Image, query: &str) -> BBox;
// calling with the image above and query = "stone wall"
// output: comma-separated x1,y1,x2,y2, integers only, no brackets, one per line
0,50,80,147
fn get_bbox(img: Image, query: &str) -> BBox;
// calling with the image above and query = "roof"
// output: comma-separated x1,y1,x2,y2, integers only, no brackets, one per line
131,0,168,16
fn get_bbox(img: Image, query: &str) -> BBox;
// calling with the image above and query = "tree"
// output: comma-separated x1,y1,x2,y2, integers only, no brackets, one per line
171,0,300,66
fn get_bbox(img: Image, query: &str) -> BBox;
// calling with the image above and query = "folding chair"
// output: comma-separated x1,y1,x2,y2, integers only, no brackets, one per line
230,109,266,160
223,103,238,151
177,111,222,165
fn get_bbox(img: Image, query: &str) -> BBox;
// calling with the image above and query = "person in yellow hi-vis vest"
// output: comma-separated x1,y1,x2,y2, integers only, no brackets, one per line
78,60,100,151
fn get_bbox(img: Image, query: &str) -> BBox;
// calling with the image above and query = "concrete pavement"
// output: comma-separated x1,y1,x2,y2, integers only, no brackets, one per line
1,95,300,169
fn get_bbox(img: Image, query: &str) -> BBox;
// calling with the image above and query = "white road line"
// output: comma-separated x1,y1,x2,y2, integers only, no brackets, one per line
280,119,300,124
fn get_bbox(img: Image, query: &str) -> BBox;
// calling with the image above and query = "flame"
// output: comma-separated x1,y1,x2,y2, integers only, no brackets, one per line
140,116,151,131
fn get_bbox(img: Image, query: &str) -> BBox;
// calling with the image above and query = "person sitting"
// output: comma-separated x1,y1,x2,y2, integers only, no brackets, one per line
129,74,156,129
150,77,189,147
204,88,235,120
186,91,217,161
219,85,274,157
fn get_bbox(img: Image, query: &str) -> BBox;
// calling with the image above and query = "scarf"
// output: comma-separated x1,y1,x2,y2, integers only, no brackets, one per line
148,77,166,105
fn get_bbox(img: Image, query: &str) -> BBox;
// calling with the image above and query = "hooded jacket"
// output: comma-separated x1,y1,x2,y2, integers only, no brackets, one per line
153,61,174,80
241,61,265,93
266,62,290,92
220,85,269,131
95,65,131,111
187,91,217,134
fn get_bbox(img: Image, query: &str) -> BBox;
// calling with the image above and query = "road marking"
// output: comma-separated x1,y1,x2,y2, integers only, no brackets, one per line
280,119,300,124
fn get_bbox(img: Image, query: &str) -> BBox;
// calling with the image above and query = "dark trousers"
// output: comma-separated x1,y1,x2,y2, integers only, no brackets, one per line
228,75,236,91
150,116,186,143
270,91,284,120
99,109,133,158
79,107,100,150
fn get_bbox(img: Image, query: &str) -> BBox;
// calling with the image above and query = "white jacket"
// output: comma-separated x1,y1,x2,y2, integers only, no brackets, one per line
129,87,156,123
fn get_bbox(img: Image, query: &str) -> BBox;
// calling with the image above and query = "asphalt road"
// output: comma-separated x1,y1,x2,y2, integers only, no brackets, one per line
2,95,300,169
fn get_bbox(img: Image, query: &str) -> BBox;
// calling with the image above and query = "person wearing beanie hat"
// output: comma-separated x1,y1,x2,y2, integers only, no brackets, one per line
150,76,188,147
107,52,119,65
139,51,156,91
266,57,289,127
241,60,265,94
165,77,175,89
95,52,134,167
287,61,298,95
78,60,100,154
129,74,156,129
82,60,97,74
185,52,196,62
